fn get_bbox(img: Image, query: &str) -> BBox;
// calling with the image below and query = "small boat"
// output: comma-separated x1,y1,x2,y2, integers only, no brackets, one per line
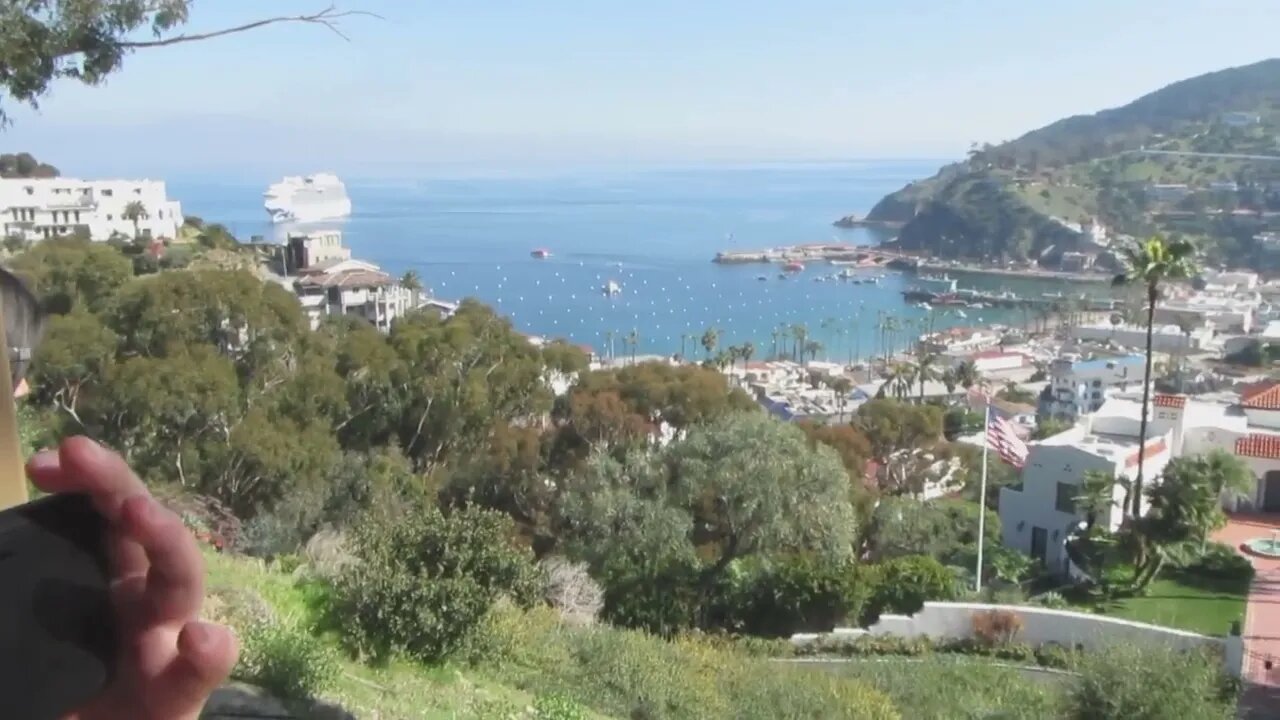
783,261,805,273
956,310,968,319
531,248,551,259
603,280,622,296
756,275,769,281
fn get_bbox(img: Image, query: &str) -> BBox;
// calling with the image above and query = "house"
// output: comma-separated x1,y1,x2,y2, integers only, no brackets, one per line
999,397,1173,573
285,231,351,274
1002,386,1280,576
1059,252,1095,272
0,177,183,242
1154,293,1257,334
293,258,423,332
1202,269,1259,293
1068,321,1212,354
1039,354,1145,421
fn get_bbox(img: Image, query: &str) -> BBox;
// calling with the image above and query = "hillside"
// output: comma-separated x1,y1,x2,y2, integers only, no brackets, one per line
861,58,1280,267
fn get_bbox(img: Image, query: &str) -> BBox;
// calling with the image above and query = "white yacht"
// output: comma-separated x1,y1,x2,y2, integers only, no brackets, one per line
264,173,353,224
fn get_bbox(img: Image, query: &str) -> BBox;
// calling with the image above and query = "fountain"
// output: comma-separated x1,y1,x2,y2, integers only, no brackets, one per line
1244,529,1280,558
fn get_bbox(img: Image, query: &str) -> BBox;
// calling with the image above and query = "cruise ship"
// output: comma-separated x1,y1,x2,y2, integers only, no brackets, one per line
263,173,353,224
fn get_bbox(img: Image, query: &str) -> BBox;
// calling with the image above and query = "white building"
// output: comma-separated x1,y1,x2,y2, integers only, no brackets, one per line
920,327,1001,355
1068,322,1212,354
0,178,183,242
286,230,351,273
947,348,1031,375
1202,269,1259,294
1039,354,1146,421
1000,398,1173,573
1155,293,1257,334
293,258,422,332
1002,386,1280,576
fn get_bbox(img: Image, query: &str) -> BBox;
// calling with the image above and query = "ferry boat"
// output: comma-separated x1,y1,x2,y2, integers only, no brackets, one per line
531,248,551,259
916,273,958,293
263,173,352,224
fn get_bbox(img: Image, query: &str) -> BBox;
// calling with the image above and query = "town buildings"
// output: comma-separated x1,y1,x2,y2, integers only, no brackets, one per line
1068,322,1213,354
0,177,183,242
284,231,426,332
1038,354,1145,421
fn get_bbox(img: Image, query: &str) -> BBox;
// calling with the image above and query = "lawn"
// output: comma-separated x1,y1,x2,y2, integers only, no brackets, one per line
1069,570,1248,636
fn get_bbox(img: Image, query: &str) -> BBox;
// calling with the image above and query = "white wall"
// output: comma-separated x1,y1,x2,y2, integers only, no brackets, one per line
1000,445,1116,574
792,603,1234,669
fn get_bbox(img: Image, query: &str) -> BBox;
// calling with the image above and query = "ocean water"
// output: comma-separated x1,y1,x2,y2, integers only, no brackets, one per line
170,162,1071,359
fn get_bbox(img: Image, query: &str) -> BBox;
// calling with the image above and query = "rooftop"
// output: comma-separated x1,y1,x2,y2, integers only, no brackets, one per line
1243,382,1280,411
1236,434,1280,460
1069,354,1144,372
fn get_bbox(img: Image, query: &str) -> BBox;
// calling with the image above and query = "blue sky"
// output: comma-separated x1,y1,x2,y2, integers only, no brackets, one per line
4,0,1279,177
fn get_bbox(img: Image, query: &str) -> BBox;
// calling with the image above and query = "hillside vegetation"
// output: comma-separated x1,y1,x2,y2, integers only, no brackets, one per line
862,58,1280,268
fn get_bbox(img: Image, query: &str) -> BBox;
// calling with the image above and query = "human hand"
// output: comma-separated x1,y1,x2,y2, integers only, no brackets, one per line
26,436,237,720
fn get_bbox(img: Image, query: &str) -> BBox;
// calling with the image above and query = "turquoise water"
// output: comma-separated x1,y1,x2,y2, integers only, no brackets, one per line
171,162,1078,358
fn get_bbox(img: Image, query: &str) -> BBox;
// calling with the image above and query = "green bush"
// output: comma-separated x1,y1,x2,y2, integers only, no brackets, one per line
1184,542,1255,581
234,618,338,701
792,632,1079,670
862,555,958,623
709,556,869,637
598,558,702,636
533,692,590,720
331,504,543,663
1067,644,1234,720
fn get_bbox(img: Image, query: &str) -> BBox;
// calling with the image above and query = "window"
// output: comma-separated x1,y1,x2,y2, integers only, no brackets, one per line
102,189,113,197
1091,379,1101,388
106,214,113,221
1055,482,1077,514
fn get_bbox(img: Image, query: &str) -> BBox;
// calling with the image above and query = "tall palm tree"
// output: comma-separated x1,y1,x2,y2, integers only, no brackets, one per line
832,376,853,421
701,327,719,359
791,323,808,363
1113,234,1197,517
770,328,780,360
741,341,755,374
605,330,616,361
122,200,147,240
916,352,941,400
626,328,640,364
804,340,823,363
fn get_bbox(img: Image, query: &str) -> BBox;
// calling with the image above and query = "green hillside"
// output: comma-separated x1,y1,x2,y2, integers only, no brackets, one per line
862,58,1280,267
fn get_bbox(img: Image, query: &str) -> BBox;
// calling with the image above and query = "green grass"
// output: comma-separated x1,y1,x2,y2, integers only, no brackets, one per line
1068,570,1248,637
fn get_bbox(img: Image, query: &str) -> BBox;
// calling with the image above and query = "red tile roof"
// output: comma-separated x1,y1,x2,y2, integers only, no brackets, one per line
1236,434,1280,460
1153,395,1187,409
1124,438,1168,468
1243,382,1280,410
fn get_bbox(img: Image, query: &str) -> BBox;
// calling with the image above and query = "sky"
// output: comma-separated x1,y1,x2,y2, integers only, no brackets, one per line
3,0,1280,177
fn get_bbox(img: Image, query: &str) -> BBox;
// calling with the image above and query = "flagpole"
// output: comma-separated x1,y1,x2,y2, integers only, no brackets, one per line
976,400,990,594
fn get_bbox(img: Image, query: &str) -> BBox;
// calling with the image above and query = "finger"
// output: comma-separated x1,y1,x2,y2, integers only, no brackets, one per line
153,622,238,720
35,437,148,523
107,530,149,592
120,495,205,625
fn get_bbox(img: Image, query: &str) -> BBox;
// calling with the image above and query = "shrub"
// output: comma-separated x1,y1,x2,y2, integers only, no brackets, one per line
1067,644,1235,720
710,556,869,637
1033,590,1069,609
234,618,338,701
331,504,543,663
533,692,590,720
862,555,958,623
1184,542,1255,581
971,609,1024,646
598,558,702,636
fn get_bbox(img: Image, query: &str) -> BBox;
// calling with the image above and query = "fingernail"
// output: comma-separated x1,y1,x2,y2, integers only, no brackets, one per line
26,450,56,472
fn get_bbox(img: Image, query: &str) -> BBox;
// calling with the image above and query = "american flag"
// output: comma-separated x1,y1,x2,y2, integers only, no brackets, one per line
987,412,1029,468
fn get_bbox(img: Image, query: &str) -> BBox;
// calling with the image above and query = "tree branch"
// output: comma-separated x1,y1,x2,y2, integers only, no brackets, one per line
112,5,382,50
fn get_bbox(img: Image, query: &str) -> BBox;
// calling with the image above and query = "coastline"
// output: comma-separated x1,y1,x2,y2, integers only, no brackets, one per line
916,261,1112,284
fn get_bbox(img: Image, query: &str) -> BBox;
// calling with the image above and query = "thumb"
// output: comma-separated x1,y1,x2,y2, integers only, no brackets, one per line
153,622,238,719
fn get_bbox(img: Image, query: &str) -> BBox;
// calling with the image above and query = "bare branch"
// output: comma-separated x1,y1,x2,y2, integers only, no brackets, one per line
106,5,382,52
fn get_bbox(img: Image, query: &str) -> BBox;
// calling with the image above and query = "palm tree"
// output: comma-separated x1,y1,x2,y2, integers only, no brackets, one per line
916,352,941,400
954,359,979,390
400,270,423,294
770,329,780,360
122,201,147,240
804,340,823,363
701,327,719,359
1113,234,1198,517
605,330,616,361
626,329,640,364
941,368,959,394
1075,470,1120,531
741,341,755,374
790,323,808,363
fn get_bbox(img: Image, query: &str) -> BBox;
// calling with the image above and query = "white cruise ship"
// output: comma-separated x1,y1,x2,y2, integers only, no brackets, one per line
263,173,352,224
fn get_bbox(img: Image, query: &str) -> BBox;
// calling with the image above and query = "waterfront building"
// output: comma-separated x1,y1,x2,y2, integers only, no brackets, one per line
1039,354,1145,421
945,348,1031,375
1154,293,1257,333
1202,269,1259,293
1067,322,1213,354
293,258,423,332
0,177,183,242
919,327,1001,355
